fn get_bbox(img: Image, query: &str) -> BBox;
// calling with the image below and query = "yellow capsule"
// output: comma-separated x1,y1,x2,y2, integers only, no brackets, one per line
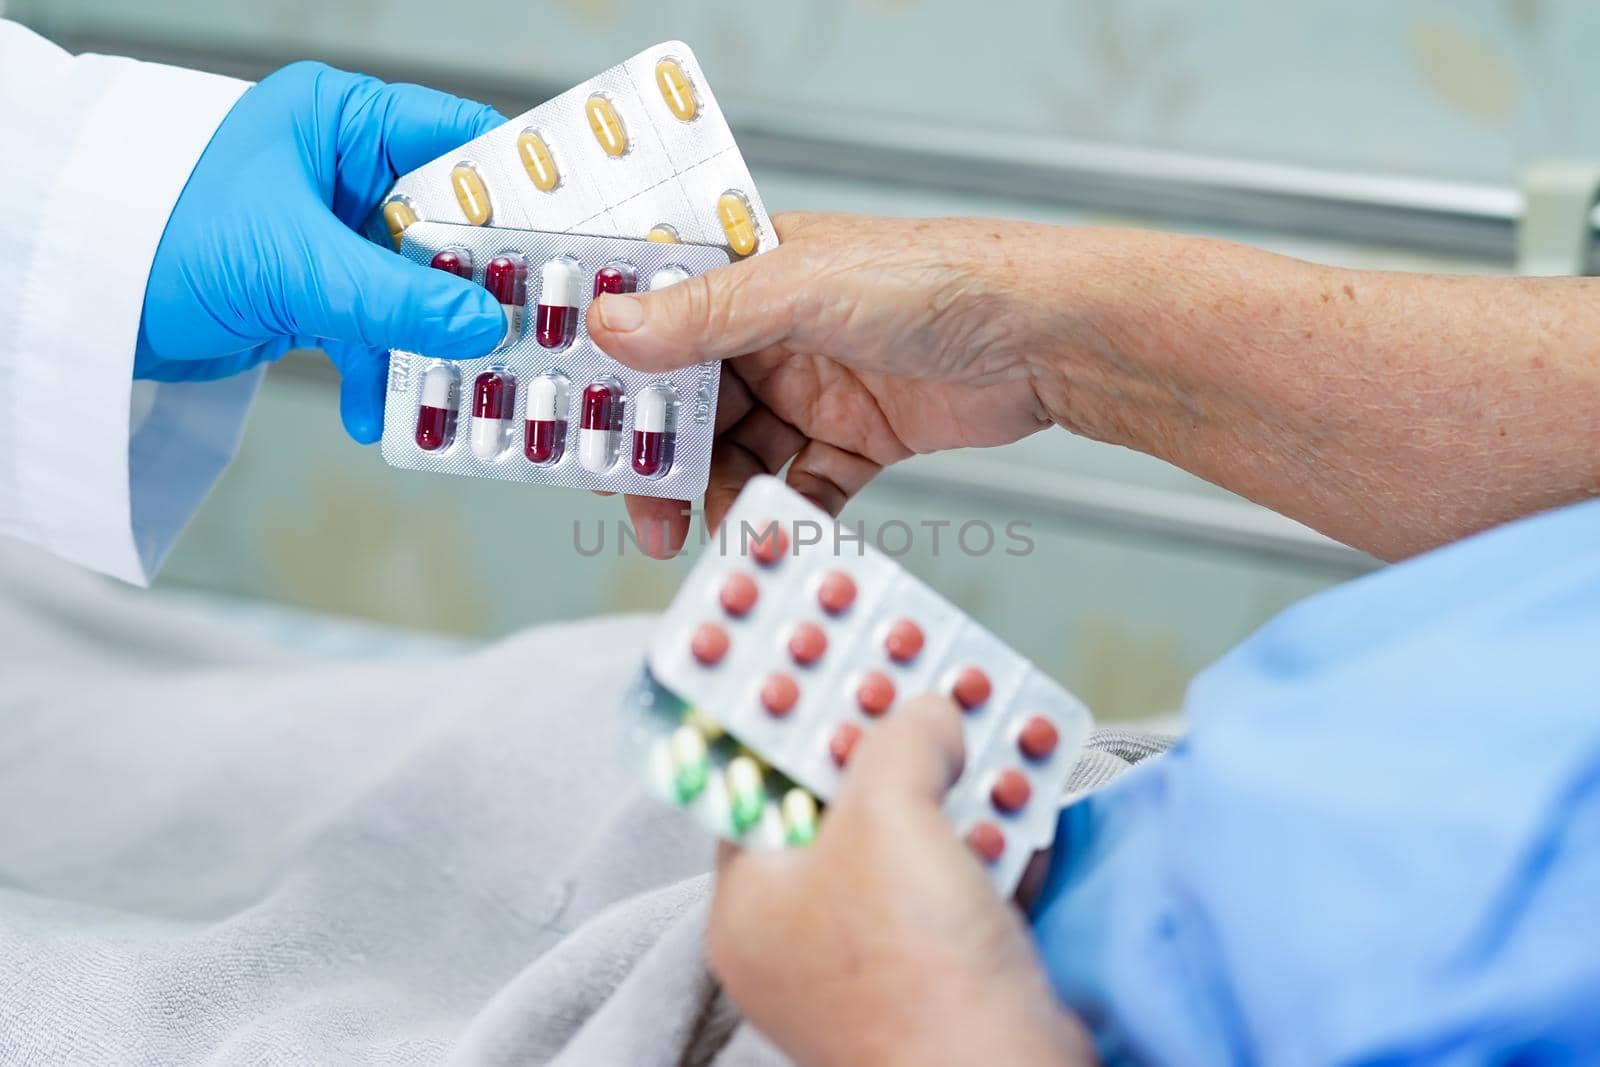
646,223,680,244
683,706,724,740
717,191,759,256
451,164,492,225
655,59,699,121
517,129,560,192
381,198,417,250
735,746,772,774
586,94,628,157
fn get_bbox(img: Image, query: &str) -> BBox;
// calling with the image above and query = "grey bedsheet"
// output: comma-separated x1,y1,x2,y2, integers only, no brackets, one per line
0,543,1171,1065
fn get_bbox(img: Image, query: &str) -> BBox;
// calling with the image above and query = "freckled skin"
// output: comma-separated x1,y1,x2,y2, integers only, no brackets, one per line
591,212,1600,562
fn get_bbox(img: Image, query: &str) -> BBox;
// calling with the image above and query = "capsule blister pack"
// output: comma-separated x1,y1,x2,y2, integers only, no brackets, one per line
625,666,821,851
369,41,775,262
382,221,730,496
632,476,1095,894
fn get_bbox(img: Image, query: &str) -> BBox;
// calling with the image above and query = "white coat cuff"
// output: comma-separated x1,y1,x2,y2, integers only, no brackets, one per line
11,54,250,585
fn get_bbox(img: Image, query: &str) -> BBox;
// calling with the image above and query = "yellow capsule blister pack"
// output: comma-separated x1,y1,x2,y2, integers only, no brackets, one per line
367,41,776,263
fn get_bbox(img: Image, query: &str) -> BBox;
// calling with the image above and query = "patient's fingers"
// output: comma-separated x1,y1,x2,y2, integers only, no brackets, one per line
715,364,757,433
624,495,692,559
728,404,808,480
1015,848,1053,911
836,694,966,809
786,440,880,518
704,405,808,533
708,827,802,979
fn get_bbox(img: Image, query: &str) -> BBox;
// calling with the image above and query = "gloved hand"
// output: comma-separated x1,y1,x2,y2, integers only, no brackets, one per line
134,61,508,443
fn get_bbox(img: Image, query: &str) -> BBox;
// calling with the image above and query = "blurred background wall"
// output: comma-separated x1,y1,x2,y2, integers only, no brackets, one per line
5,0,1582,718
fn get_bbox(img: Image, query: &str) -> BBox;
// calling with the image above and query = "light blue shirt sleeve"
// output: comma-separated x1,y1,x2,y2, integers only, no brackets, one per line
1032,498,1600,1065
127,372,262,580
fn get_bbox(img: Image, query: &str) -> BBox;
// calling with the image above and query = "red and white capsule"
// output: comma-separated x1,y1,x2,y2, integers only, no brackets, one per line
578,381,621,473
536,257,581,349
471,370,516,459
429,247,473,279
524,374,567,464
631,385,674,477
414,364,458,452
484,254,526,347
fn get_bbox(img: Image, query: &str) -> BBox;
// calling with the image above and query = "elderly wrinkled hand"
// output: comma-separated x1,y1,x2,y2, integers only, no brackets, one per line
707,694,1093,1067
585,213,1084,556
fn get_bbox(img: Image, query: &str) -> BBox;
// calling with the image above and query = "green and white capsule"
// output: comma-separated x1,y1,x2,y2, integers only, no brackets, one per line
670,724,709,803
725,755,767,835
781,788,818,846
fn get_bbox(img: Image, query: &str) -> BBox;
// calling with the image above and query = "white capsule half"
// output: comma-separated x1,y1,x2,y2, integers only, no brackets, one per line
540,257,583,306
471,420,501,458
649,265,690,290
419,364,454,408
579,431,611,472
527,374,561,421
634,385,670,434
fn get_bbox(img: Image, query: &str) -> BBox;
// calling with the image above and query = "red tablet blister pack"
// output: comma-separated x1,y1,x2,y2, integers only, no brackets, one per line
641,476,1094,894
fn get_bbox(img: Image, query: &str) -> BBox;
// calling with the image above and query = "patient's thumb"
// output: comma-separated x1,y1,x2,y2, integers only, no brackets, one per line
838,694,967,808
586,245,809,371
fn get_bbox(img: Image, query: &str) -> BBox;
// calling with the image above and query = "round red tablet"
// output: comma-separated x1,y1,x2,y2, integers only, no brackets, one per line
761,672,799,717
965,822,1006,864
951,667,991,711
884,619,924,664
829,723,863,767
1018,716,1059,760
788,621,827,666
990,769,1031,813
719,572,759,617
748,521,789,567
816,571,857,616
690,623,729,666
856,671,896,717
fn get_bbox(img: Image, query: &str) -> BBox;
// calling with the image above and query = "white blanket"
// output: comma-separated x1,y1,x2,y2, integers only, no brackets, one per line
0,542,1166,1064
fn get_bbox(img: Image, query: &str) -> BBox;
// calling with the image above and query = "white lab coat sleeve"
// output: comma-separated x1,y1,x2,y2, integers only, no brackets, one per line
0,20,253,586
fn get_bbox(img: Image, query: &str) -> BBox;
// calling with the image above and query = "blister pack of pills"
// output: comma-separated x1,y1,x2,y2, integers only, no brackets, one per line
383,221,729,496
631,476,1095,894
369,41,776,261
625,666,821,850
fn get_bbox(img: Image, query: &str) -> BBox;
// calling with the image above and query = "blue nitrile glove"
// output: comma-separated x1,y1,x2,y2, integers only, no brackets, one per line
134,61,507,443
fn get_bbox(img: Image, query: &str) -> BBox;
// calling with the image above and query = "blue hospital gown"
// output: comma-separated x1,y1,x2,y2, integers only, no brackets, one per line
1032,497,1600,1065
